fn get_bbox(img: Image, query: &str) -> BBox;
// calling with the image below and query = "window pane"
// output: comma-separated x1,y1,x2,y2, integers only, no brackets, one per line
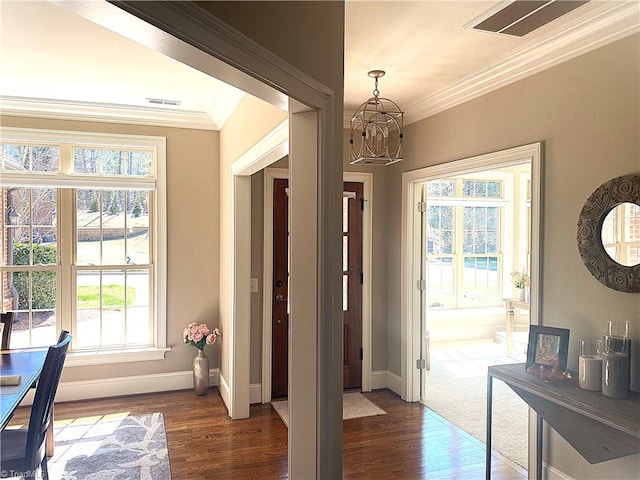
343,197,349,233
77,189,100,266
427,206,453,254
601,208,615,245
427,179,454,197
77,190,150,266
343,274,348,311
76,269,149,348
487,231,499,254
487,207,499,230
461,255,500,307
74,148,101,174
473,231,487,254
74,147,153,176
3,144,59,172
9,310,57,349
462,180,474,197
103,150,128,175
129,151,152,176
487,181,501,197
127,191,150,265
624,203,640,242
462,180,501,198
343,236,348,271
474,207,486,227
125,270,150,345
426,257,454,309
5,188,57,266
5,272,57,348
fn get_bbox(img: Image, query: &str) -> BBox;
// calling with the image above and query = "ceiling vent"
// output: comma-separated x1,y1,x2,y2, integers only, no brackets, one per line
146,98,182,107
467,0,589,37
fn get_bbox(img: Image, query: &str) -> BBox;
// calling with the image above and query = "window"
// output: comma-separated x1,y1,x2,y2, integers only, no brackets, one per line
1,128,167,364
601,202,640,266
424,177,505,309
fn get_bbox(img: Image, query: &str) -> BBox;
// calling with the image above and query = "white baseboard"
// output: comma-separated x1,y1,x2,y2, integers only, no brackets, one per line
20,368,220,405
371,370,402,397
250,383,262,404
218,371,231,416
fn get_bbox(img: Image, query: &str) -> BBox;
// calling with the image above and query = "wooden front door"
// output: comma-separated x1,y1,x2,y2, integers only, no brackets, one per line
342,182,363,389
271,178,289,398
271,179,364,397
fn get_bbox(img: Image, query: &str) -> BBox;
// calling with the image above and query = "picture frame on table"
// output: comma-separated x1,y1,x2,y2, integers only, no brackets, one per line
526,325,570,371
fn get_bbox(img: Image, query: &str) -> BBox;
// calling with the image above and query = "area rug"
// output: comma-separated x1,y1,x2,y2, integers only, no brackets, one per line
48,412,171,480
271,392,386,427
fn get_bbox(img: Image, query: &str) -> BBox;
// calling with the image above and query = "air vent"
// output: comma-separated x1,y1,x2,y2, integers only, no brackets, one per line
145,98,182,106
468,0,589,37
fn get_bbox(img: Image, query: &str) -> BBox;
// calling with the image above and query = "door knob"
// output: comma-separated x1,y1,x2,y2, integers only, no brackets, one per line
275,294,287,303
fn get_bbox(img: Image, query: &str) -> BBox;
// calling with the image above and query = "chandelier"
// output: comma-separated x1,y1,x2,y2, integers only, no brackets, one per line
349,70,404,166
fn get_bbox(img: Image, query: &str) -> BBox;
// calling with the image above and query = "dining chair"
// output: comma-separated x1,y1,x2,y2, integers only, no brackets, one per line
0,333,72,479
0,312,13,350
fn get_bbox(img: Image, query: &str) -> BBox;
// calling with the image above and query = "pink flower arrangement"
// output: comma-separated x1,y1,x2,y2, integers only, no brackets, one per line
183,323,221,351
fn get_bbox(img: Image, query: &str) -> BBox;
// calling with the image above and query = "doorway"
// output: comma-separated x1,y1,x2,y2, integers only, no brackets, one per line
270,178,364,398
419,163,532,470
401,142,542,473
262,170,373,402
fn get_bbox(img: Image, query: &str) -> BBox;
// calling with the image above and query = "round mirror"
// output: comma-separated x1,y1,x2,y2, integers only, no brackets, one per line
577,175,640,293
600,202,640,267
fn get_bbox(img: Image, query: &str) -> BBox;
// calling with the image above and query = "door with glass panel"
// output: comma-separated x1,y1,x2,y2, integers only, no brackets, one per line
271,180,363,398
342,182,363,389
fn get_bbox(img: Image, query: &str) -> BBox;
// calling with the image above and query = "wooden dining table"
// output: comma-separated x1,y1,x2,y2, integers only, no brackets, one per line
0,347,52,457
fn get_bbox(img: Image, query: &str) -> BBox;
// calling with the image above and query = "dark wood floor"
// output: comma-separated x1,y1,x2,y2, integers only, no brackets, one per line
10,388,526,479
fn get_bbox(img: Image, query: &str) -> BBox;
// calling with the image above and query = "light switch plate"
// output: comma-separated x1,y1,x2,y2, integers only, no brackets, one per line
250,278,258,293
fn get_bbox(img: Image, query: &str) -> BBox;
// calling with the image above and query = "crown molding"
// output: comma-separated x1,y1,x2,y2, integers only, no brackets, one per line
402,1,640,126
0,96,219,130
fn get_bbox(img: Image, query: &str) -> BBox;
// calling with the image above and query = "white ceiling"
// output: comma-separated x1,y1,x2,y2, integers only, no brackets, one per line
1,1,638,130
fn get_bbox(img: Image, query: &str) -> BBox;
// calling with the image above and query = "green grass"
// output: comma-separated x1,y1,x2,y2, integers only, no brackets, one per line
77,284,137,308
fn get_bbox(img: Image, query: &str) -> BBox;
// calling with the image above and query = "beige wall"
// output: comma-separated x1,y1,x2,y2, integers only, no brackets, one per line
218,94,287,392
1,115,221,381
384,35,640,479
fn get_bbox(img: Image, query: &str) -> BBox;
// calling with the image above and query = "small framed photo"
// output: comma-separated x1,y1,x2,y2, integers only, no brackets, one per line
526,325,570,371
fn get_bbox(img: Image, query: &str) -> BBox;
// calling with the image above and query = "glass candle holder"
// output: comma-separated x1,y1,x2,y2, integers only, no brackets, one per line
602,352,630,398
603,320,631,356
602,320,631,398
578,339,602,391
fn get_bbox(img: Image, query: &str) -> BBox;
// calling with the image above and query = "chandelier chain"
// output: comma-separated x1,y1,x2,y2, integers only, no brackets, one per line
373,77,380,98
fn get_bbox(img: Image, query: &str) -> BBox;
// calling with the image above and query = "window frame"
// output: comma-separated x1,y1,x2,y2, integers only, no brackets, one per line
0,127,168,365
424,172,517,309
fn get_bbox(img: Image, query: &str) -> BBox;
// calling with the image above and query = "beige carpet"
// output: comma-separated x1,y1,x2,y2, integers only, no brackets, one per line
425,340,529,469
271,392,386,427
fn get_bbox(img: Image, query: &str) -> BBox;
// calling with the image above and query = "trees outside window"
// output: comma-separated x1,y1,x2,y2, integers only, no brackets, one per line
1,128,165,356
425,178,506,309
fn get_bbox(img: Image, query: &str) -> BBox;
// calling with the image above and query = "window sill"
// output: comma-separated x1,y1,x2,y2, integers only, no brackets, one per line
65,347,171,367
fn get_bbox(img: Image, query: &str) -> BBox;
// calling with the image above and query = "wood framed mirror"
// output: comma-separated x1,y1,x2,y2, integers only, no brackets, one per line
577,174,640,293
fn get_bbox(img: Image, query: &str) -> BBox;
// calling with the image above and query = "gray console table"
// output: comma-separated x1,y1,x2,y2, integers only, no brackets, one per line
486,363,640,480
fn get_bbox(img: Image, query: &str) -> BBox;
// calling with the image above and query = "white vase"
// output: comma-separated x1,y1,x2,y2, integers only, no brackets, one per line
518,289,525,301
193,349,209,396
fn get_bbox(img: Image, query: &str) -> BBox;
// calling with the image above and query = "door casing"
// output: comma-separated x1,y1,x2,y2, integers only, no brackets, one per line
262,169,373,403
